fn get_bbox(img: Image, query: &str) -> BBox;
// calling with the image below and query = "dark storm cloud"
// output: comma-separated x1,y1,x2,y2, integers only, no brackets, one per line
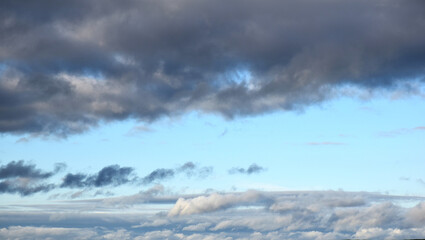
229,163,265,175
1,0,424,136
60,165,135,188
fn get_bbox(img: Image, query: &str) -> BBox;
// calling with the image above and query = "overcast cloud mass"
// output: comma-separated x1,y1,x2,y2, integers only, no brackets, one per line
1,0,424,136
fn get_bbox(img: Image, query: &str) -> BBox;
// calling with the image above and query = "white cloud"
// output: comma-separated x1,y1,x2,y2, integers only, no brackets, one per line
182,222,212,231
168,190,265,216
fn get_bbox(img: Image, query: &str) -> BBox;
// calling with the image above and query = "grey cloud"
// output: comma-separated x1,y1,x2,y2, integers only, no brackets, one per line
141,162,213,184
0,160,61,196
60,173,88,188
141,169,175,185
177,162,213,178
0,180,54,196
178,162,196,172
0,161,212,194
229,163,265,175
1,0,425,136
60,165,135,188
0,160,55,179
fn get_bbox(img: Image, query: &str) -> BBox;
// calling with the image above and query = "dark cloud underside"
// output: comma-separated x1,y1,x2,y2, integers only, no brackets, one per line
1,0,424,136
0,160,57,196
0,160,54,179
60,165,134,188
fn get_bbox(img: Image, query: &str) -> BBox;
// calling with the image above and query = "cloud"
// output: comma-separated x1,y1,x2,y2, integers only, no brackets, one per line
0,161,212,194
228,163,265,175
177,162,213,178
0,160,55,179
0,226,99,240
168,190,267,216
141,162,213,184
60,165,135,188
0,180,55,196
378,126,425,137
141,169,175,185
1,0,425,136
126,125,154,136
0,160,60,196
2,190,425,239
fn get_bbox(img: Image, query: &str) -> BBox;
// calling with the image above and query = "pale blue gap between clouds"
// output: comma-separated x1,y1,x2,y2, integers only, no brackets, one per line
1,88,424,203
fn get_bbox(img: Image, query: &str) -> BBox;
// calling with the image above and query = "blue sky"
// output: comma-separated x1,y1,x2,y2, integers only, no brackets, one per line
2,92,424,199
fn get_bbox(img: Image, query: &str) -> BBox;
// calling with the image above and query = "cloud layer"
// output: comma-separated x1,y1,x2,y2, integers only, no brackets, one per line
2,190,425,239
1,0,425,136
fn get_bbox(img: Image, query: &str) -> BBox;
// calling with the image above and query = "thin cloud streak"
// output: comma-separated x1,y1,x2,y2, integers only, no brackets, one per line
228,163,265,175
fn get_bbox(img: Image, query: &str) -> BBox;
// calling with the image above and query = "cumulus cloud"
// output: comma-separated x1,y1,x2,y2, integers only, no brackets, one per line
1,0,425,136
228,163,265,175
168,191,267,216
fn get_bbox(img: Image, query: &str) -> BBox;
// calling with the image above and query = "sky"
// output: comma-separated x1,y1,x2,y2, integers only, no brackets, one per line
1,0,425,239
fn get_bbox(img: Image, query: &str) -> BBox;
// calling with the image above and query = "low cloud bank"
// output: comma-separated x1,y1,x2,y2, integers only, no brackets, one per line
2,190,425,239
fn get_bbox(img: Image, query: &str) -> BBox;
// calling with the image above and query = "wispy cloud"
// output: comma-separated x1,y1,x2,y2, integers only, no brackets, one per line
141,162,213,184
378,126,425,138
126,124,154,137
229,163,265,175
306,142,344,146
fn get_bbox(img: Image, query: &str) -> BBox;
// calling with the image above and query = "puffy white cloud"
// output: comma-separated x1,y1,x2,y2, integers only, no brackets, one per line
168,190,265,216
